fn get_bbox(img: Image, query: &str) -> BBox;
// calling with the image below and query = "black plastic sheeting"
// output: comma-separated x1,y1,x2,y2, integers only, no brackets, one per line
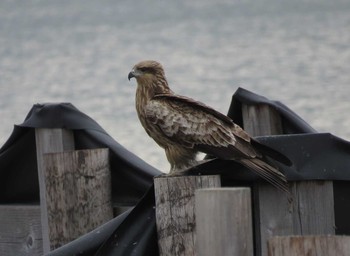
1,88,349,255
0,103,160,205
192,88,350,182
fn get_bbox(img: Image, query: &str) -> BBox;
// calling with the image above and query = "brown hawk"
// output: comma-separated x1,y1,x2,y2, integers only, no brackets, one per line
128,60,290,192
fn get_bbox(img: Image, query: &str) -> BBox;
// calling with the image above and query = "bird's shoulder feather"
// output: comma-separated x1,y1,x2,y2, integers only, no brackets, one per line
144,94,251,149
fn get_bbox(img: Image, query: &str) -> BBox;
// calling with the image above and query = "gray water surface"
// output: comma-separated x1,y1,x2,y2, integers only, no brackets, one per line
1,0,349,171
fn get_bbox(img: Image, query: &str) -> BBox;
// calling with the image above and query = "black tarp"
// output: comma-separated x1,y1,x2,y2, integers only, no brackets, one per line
1,88,349,255
0,103,160,205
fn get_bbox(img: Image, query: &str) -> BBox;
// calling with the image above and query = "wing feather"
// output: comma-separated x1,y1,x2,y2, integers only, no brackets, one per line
145,94,258,159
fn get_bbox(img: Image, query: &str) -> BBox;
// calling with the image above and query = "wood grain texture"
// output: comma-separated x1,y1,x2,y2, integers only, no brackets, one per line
242,104,283,137
195,188,254,256
268,235,350,256
242,104,335,256
43,148,113,250
0,205,43,256
154,175,221,256
35,128,75,253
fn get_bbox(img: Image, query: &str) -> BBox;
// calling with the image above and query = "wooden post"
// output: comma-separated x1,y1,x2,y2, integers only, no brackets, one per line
242,104,283,136
0,205,42,256
195,188,254,256
35,128,75,253
42,148,113,250
242,104,335,256
154,175,221,256
268,235,350,256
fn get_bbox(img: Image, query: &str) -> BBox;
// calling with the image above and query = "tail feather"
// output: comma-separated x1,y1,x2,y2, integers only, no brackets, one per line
239,158,289,193
251,139,292,166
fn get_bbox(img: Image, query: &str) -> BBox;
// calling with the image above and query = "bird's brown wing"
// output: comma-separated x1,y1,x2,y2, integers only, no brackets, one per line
146,94,289,193
145,94,259,159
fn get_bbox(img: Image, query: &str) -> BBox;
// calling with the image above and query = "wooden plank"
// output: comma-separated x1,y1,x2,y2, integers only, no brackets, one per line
291,181,335,234
242,104,335,256
195,188,254,256
43,148,113,250
256,181,335,254
242,104,283,136
0,205,43,256
35,128,75,253
154,175,221,256
268,235,350,256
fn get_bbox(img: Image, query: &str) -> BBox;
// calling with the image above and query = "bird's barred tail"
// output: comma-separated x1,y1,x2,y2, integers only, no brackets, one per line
238,158,290,194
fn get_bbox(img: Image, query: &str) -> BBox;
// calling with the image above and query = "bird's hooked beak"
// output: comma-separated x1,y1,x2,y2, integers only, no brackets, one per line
128,70,135,81
128,68,142,81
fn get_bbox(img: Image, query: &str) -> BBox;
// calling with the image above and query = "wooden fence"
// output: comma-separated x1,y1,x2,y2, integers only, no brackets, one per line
0,129,113,255
0,103,348,255
153,103,348,256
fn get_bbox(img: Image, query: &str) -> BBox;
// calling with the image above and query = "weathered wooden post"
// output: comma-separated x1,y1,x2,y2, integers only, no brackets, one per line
242,104,335,256
43,148,113,249
154,175,221,256
35,128,75,253
0,205,42,255
35,128,113,252
268,235,350,256
195,188,254,256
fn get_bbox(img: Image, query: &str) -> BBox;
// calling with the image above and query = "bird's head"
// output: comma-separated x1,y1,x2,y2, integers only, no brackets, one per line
128,60,166,83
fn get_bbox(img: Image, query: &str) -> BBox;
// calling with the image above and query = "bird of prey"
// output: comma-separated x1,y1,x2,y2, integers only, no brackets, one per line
128,60,290,192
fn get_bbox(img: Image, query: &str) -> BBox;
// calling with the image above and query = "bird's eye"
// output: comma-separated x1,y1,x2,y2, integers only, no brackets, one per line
139,67,155,74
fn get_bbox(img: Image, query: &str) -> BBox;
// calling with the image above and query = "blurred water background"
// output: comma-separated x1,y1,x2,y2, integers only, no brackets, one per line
1,0,349,171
